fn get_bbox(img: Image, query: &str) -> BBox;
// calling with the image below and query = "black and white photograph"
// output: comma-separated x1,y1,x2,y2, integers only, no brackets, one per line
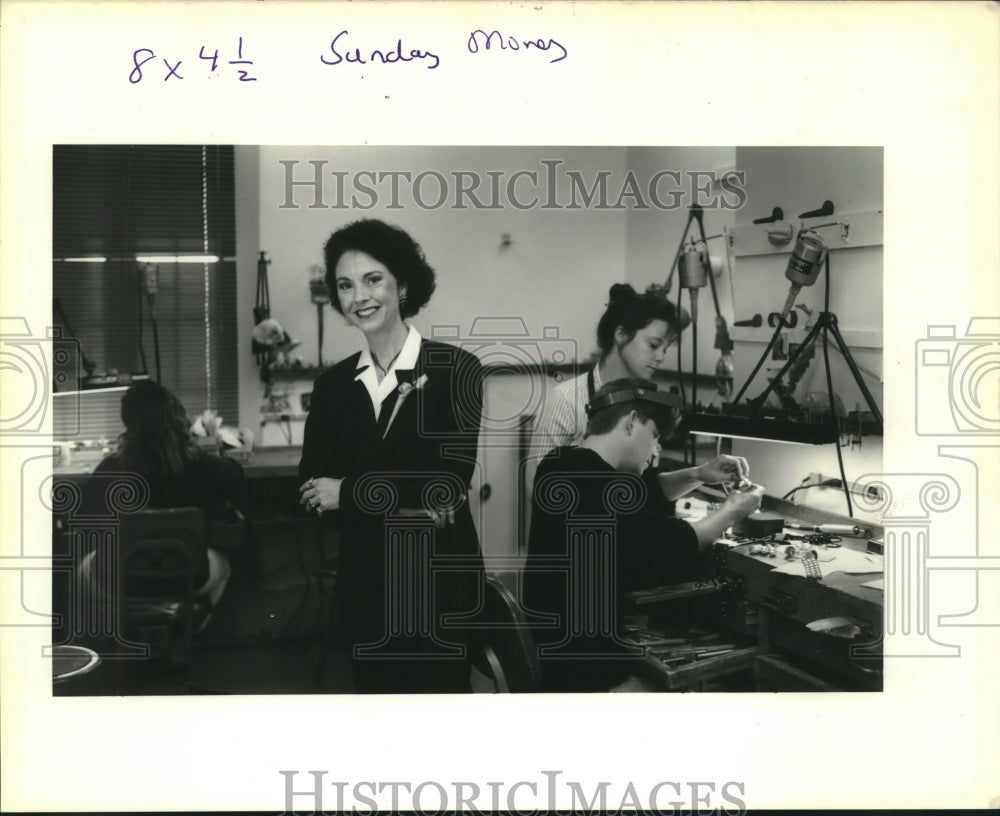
49,145,886,698
2,2,998,813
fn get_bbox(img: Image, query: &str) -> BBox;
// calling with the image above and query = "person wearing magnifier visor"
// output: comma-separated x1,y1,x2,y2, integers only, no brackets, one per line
529,282,749,502
523,378,763,692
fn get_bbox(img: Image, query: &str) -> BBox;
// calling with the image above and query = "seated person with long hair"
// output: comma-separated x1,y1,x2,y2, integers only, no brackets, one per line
79,381,245,611
524,378,763,692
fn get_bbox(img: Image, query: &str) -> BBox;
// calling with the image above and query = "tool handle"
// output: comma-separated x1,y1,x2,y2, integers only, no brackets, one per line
818,523,864,536
787,521,864,536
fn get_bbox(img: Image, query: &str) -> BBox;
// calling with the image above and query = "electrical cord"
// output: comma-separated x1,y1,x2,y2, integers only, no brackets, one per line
785,477,875,503
782,480,841,501
312,536,339,639
149,294,162,383
276,535,313,648
137,288,149,374
675,330,686,412
820,253,853,517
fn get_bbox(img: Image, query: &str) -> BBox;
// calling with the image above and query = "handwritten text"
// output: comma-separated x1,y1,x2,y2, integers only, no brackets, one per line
467,29,567,63
129,36,257,83
320,30,441,70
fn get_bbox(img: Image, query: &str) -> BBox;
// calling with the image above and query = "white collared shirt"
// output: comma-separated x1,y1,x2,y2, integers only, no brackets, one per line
354,324,422,419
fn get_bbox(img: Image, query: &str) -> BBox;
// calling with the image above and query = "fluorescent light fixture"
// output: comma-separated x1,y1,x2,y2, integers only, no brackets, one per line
135,254,220,263
684,412,840,445
56,255,224,263
690,430,817,446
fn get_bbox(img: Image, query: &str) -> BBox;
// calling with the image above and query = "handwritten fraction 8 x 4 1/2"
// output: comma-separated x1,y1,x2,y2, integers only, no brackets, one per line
129,37,257,83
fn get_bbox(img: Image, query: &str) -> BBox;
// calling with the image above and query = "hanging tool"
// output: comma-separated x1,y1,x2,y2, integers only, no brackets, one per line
253,251,272,366
309,264,331,367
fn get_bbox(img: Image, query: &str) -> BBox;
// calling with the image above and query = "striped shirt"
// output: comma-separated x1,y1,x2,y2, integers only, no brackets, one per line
529,365,603,468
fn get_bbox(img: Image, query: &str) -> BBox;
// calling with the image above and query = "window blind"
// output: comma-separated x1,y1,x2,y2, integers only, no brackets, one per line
52,145,238,435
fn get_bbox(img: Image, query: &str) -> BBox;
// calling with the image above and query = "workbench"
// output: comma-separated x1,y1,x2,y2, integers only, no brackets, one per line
621,491,884,691
724,495,884,690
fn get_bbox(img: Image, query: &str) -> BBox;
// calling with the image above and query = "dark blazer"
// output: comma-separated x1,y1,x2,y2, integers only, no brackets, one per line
299,339,485,664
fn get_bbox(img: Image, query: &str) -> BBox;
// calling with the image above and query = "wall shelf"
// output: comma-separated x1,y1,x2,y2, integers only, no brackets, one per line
731,326,883,349
732,209,884,258
263,366,326,382
261,413,307,423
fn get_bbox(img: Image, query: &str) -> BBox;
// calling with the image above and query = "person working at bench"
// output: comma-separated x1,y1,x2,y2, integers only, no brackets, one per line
529,282,746,503
78,381,245,614
523,378,764,692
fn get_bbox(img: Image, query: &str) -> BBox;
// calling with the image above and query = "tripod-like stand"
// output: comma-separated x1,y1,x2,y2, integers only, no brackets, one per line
729,251,883,516
737,306,883,432
667,205,732,465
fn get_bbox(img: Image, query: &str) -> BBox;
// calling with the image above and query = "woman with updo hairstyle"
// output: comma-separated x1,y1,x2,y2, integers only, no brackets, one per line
533,282,688,456
298,218,484,694
80,381,244,610
530,281,751,504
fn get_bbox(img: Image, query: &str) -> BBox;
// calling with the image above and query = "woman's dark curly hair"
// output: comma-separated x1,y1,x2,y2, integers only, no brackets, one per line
116,381,198,481
324,219,436,319
595,282,689,356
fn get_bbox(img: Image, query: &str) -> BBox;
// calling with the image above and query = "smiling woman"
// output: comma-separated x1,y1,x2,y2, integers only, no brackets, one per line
298,218,485,694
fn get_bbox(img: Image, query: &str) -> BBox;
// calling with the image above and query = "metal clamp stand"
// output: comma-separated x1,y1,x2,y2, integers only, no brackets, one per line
745,306,883,432
731,253,882,434
667,205,727,465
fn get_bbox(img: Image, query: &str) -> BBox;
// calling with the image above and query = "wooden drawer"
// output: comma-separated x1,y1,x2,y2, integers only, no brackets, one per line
762,611,882,690
641,645,759,691
755,654,844,691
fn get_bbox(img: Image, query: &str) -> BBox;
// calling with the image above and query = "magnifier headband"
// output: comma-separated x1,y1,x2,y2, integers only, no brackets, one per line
586,385,682,417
